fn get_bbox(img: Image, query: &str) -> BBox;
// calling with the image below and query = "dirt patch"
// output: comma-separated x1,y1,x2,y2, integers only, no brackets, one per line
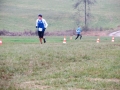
109,25,120,37
45,30,75,36
0,29,109,36
45,30,109,36
1,25,120,36
72,89,94,90
109,30,120,37
17,81,51,90
82,30,109,36
87,78,120,83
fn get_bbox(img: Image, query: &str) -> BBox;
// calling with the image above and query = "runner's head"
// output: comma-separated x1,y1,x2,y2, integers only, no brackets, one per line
38,14,42,20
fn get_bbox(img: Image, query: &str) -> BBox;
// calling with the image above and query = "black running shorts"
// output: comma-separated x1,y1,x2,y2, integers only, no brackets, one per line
38,31,44,38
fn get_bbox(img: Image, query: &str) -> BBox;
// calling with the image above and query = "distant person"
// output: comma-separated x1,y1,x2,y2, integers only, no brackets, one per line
36,14,48,44
75,26,82,40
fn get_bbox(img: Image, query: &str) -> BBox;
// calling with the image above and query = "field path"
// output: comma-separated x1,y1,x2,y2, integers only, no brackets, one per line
109,30,120,37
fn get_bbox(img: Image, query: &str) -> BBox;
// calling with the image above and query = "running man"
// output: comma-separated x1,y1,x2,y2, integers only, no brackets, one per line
36,14,48,44
75,26,82,40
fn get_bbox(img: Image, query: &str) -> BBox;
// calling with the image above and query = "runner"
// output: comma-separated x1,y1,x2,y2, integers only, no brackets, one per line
36,14,48,44
75,26,82,40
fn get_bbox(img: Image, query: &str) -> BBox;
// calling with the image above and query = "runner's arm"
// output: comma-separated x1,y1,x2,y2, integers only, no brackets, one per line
36,19,38,28
43,19,48,29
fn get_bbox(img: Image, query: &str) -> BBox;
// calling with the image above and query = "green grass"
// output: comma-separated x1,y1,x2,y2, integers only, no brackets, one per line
0,0,120,31
0,36,120,90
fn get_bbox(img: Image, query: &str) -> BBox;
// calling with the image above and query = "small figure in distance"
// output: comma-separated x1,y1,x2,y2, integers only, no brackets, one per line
75,26,82,40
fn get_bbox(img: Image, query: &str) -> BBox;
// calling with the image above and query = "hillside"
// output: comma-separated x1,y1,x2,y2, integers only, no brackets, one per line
0,0,120,32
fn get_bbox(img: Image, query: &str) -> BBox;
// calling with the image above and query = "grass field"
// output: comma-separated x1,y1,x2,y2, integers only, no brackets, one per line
0,36,120,90
0,0,120,89
0,0,120,31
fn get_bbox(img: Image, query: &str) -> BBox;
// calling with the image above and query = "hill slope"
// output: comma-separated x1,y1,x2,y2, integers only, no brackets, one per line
0,0,120,31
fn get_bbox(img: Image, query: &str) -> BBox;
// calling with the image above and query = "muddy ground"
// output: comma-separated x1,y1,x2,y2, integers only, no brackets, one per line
0,25,120,36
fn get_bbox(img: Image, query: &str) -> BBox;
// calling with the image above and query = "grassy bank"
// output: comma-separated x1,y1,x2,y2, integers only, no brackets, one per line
0,0,120,31
0,36,120,90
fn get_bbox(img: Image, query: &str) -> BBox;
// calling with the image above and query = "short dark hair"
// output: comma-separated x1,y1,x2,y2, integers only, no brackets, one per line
38,14,42,17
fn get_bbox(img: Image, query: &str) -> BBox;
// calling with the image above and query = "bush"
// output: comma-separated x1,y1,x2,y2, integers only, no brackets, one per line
82,26,89,31
0,30,36,36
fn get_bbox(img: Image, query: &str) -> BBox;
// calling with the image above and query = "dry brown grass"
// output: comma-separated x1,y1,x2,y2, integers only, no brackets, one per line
16,81,51,90
87,78,120,83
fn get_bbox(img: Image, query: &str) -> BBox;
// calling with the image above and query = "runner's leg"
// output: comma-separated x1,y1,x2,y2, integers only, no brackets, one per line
43,29,46,43
40,38,42,44
75,34,80,40
80,34,82,39
43,37,46,43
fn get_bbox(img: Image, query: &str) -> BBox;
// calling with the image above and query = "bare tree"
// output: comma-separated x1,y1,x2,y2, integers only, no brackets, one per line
73,0,96,28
